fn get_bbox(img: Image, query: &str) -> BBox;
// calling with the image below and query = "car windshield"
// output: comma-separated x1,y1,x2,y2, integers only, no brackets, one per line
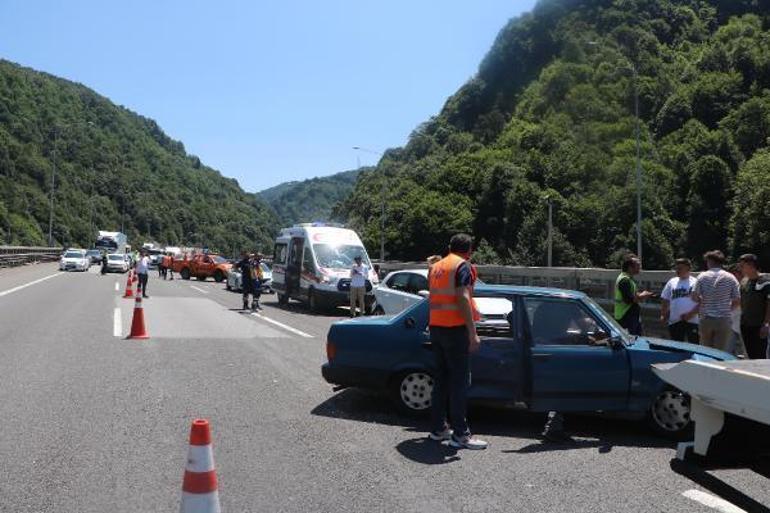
64,251,83,258
108,255,124,261
86,250,100,255
211,255,226,264
260,262,271,272
313,244,370,269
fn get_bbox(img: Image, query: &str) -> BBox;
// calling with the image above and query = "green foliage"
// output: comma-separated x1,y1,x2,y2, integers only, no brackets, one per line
337,0,770,268
0,59,278,253
260,169,361,226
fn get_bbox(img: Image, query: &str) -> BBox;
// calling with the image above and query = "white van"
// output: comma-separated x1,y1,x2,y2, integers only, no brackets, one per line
272,223,378,312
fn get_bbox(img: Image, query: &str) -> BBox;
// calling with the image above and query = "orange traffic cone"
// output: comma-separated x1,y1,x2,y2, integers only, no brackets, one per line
126,294,149,340
123,272,134,298
180,419,221,513
132,270,138,284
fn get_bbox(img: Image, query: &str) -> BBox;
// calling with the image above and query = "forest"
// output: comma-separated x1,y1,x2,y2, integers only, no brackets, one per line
337,0,770,269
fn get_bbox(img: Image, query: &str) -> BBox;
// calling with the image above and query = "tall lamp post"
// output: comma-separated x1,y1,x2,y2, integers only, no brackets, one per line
353,146,385,261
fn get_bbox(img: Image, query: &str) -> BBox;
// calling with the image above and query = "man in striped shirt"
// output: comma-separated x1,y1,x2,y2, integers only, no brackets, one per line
692,250,740,351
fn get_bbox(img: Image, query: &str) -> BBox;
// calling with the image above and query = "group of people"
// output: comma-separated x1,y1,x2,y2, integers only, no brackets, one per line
235,252,265,311
615,250,770,360
157,253,176,280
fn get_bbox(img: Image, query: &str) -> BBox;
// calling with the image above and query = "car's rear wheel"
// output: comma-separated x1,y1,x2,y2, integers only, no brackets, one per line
647,388,692,440
278,292,289,305
213,270,224,282
180,268,190,280
391,370,433,416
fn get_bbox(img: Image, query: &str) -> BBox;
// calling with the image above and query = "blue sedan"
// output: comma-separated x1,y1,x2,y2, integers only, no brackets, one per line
322,285,736,439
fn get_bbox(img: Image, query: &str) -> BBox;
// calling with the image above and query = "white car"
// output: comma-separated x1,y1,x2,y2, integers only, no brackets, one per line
59,249,90,272
374,269,504,320
105,253,129,273
226,262,273,293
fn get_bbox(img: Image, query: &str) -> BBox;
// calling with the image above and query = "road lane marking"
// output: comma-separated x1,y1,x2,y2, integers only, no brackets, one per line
190,285,209,294
114,281,119,291
113,307,122,337
0,272,64,298
250,313,313,338
682,490,747,513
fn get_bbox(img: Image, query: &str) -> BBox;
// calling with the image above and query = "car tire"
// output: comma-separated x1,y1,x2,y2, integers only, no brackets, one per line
278,292,289,306
647,387,693,440
180,268,190,280
390,370,433,417
213,270,224,282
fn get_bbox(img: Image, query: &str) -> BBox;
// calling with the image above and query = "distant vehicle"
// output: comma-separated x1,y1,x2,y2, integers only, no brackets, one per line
59,249,90,272
374,269,487,315
105,253,130,273
95,231,128,254
226,262,273,293
272,223,378,312
147,248,163,269
173,253,232,282
85,249,102,264
322,284,737,439
164,246,182,257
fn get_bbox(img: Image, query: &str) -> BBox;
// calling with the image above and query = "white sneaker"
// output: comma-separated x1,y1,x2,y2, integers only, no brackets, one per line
428,428,453,441
449,434,488,450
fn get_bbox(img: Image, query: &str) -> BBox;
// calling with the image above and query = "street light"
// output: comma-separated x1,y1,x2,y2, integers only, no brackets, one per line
588,42,643,266
353,146,385,262
48,120,95,246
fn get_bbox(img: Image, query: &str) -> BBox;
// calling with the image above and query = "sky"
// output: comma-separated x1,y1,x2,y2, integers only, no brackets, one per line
0,0,537,191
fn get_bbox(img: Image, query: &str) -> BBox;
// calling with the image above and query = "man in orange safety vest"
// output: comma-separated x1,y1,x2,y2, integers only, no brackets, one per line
426,233,487,450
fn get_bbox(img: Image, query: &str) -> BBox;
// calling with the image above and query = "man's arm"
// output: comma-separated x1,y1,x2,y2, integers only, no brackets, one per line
457,286,480,353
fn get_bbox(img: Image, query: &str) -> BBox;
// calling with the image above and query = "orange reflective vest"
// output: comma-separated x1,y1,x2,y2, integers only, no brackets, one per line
428,253,480,327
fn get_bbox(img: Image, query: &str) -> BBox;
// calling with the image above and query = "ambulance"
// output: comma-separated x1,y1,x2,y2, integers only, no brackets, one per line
272,223,378,312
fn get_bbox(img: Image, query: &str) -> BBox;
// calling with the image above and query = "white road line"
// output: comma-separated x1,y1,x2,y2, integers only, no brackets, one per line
250,313,314,338
0,272,64,298
190,285,209,295
114,281,119,291
113,307,122,337
682,490,747,513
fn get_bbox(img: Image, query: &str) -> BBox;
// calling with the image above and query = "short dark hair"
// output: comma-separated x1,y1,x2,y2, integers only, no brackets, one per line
621,254,639,272
703,250,726,266
674,258,691,268
449,233,474,254
739,253,759,268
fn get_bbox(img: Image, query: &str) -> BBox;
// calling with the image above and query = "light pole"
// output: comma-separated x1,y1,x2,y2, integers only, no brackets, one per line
547,197,553,267
353,146,385,261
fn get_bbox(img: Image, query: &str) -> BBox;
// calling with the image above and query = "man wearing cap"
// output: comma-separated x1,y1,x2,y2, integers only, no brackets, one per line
349,255,368,317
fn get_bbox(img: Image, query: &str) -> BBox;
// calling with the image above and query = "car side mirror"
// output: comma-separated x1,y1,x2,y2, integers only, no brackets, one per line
417,290,430,298
404,317,416,329
609,336,624,350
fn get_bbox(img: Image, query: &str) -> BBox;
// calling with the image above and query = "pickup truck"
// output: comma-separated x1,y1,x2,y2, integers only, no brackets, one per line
173,254,232,282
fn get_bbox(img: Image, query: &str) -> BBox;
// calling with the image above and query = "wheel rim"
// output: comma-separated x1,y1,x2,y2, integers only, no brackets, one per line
399,372,433,411
651,390,691,432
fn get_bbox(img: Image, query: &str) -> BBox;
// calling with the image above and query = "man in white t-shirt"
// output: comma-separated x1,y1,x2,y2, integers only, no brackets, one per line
660,258,699,343
135,249,151,298
349,255,369,317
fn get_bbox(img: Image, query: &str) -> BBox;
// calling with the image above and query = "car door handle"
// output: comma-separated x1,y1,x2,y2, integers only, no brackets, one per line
532,353,552,360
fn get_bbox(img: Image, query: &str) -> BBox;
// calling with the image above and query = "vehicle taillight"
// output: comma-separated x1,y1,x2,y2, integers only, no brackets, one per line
326,339,336,361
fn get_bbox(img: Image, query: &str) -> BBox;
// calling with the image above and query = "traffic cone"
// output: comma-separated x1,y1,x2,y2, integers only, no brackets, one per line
180,419,221,513
133,270,138,284
123,272,134,298
126,294,149,340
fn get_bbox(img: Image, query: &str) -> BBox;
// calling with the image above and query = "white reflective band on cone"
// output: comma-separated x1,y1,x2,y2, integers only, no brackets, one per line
185,445,215,473
180,491,221,513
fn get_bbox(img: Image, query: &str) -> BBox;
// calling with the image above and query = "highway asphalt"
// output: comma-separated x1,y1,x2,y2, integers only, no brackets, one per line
1,263,769,512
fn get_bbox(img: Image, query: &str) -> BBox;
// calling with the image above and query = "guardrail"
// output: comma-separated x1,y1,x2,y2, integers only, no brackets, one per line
0,246,63,268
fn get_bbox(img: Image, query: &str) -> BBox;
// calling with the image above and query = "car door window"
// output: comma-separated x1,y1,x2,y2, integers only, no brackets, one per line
386,273,411,292
302,247,316,273
524,297,609,346
274,243,288,264
407,273,428,295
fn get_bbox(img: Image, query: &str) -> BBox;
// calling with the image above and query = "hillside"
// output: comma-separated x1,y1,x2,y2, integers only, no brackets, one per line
0,59,278,253
338,0,770,268
260,169,361,226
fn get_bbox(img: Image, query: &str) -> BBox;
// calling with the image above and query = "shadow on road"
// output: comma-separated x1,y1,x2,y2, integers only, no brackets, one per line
670,459,770,513
312,388,673,464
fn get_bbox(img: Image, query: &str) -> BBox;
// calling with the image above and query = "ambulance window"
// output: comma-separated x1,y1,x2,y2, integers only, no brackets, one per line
274,243,288,264
302,247,315,272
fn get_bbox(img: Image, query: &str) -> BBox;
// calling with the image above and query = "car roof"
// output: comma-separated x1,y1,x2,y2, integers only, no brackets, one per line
474,284,586,299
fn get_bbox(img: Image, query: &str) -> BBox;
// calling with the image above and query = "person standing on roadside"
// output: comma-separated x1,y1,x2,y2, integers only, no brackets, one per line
136,249,150,298
100,251,108,276
726,264,748,357
737,254,770,359
349,255,368,317
251,253,264,311
614,254,654,336
692,250,740,351
236,251,255,311
660,258,700,343
427,233,487,450
167,253,175,280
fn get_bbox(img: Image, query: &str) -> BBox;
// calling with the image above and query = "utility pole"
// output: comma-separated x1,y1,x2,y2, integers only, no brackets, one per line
632,64,642,267
48,128,58,246
547,198,553,268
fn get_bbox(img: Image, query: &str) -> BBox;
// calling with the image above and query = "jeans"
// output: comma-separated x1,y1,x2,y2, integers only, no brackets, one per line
430,325,470,437
138,272,148,296
668,321,700,344
741,325,769,360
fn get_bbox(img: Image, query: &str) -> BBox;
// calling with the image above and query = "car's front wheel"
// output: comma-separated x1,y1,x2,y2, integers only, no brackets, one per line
647,388,692,440
391,370,433,416
180,268,190,280
213,270,224,282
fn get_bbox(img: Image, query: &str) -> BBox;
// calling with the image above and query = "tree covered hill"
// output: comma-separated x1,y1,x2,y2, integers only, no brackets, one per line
260,169,361,226
0,59,278,254
338,0,770,269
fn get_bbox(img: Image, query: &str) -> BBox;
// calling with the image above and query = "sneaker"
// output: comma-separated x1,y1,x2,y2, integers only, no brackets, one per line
449,434,488,450
428,428,453,441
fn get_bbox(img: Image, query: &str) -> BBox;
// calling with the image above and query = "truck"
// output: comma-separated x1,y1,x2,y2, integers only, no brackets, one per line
172,253,232,282
95,231,128,254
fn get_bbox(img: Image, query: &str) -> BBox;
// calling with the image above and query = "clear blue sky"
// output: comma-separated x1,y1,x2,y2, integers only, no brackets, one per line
0,0,536,191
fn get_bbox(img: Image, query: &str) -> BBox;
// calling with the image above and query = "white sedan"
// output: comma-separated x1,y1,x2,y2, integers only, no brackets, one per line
105,253,130,273
226,262,273,293
59,249,90,272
